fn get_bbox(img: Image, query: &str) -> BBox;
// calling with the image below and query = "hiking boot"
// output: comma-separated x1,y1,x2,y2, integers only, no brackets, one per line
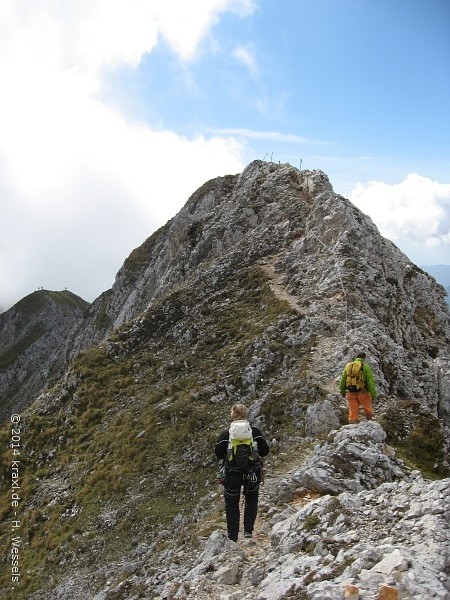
244,531,253,538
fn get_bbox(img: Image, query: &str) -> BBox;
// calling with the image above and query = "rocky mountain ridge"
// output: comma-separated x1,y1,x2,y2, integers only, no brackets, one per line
0,160,449,599
2,161,450,423
67,160,450,441
64,162,449,360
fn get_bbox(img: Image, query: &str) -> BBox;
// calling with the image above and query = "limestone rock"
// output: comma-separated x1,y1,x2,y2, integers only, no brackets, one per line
286,422,407,497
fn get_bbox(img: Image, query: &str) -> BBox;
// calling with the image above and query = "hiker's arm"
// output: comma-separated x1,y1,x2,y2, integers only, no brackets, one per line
253,427,270,457
214,431,228,460
364,364,378,398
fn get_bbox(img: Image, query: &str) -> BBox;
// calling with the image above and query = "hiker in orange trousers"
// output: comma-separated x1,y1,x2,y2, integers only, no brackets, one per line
339,352,378,424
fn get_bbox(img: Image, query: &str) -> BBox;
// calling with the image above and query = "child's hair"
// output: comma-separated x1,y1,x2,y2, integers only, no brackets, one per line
230,403,248,421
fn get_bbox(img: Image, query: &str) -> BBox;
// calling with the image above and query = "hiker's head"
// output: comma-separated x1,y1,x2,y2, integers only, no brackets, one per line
230,403,248,421
355,352,366,360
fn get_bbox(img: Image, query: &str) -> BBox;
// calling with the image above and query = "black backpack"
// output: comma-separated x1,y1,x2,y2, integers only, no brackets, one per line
226,420,258,474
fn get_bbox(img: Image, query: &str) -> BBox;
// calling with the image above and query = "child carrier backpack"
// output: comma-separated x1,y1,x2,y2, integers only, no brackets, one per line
227,420,258,474
345,361,365,392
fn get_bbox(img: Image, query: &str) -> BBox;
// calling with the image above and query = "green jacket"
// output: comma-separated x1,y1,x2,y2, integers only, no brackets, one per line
339,357,378,398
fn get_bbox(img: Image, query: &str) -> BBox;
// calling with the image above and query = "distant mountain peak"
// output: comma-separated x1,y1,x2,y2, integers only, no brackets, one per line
0,288,88,420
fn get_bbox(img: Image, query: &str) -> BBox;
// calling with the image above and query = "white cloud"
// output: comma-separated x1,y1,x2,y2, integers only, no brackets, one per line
155,0,256,60
350,174,450,250
210,128,330,144
0,0,254,311
233,44,258,77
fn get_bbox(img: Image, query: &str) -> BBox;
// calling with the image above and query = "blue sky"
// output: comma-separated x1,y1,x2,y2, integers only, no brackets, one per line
0,0,449,311
108,0,449,182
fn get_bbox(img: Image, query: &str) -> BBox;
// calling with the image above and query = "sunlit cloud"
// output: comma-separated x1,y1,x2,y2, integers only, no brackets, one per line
350,174,450,248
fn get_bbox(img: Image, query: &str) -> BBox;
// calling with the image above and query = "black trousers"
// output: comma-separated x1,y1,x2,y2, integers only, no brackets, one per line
224,470,260,542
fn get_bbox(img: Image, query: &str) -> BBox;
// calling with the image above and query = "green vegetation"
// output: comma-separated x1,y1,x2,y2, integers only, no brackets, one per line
12,290,48,315
379,401,449,478
280,586,311,599
45,290,88,311
303,514,320,531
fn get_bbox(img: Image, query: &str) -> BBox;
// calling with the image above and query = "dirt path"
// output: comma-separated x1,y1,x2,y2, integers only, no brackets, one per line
258,260,304,314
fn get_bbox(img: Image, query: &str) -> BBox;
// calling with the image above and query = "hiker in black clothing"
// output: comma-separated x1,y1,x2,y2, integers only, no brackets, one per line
215,403,269,542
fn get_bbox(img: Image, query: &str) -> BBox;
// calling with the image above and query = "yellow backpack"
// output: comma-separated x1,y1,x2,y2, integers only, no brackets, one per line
345,361,365,392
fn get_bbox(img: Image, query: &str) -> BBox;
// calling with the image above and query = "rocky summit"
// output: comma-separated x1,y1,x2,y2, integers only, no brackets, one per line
0,160,449,600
